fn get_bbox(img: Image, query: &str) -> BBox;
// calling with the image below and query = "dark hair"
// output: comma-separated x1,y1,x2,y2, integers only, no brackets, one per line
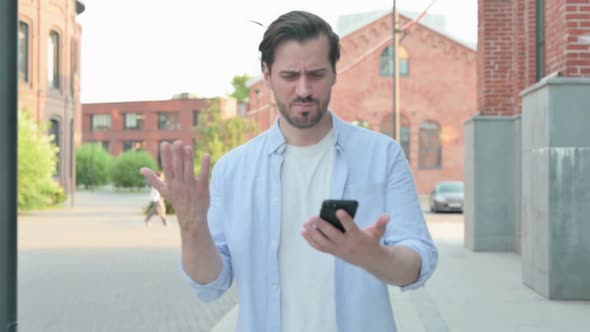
258,11,341,73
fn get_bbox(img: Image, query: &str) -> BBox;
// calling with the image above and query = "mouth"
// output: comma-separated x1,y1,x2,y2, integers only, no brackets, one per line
291,102,316,112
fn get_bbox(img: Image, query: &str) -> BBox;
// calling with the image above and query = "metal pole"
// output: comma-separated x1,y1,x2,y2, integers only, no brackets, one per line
0,0,19,330
392,0,401,142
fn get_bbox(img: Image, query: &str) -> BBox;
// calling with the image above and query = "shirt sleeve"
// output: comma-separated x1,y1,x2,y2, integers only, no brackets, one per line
382,142,439,291
179,157,234,302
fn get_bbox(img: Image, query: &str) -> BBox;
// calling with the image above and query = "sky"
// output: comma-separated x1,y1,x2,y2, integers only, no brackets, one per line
77,0,477,103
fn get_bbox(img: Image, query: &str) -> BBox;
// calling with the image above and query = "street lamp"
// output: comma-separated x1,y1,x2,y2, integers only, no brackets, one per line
392,0,401,142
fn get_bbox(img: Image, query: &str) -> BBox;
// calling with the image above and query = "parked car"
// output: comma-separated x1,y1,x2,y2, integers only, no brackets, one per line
429,181,464,213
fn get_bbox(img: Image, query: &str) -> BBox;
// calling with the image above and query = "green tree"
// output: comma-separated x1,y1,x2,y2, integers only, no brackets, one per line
111,150,157,189
193,100,257,175
76,143,114,189
18,110,65,211
229,74,252,103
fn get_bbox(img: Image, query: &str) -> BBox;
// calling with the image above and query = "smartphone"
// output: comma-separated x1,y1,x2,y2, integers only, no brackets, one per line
319,199,359,233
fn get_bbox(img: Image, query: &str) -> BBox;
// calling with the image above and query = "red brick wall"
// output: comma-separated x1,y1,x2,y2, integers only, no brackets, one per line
479,0,590,116
478,0,515,116
18,0,83,193
248,13,477,194
545,0,590,76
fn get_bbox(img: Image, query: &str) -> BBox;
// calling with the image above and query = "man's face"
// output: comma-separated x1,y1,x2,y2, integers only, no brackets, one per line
263,34,336,129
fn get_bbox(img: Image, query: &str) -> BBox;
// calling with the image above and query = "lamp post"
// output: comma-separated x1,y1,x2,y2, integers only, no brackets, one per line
392,0,401,142
0,1,18,329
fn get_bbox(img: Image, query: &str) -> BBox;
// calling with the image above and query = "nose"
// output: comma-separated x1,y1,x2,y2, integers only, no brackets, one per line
295,75,311,99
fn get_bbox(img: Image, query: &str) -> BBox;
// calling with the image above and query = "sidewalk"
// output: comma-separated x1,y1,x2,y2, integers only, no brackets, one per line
212,220,590,332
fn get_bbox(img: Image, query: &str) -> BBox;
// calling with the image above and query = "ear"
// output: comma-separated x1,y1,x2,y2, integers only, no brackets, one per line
263,63,272,89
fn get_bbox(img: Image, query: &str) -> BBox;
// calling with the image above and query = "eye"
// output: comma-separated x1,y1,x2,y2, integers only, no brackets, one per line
281,73,298,81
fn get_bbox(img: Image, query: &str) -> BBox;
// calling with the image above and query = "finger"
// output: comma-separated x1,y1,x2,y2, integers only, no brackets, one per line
336,209,359,234
198,154,211,188
183,145,195,182
140,168,167,194
160,142,174,181
304,222,336,252
366,214,390,238
301,231,328,253
171,140,184,182
312,217,346,243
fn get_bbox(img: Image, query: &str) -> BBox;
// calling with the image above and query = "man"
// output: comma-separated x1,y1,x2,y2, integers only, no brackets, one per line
144,171,167,227
141,10,437,332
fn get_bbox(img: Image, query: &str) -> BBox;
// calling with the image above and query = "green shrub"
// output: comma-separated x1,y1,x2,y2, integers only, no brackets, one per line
76,143,113,189
112,150,157,189
18,110,65,211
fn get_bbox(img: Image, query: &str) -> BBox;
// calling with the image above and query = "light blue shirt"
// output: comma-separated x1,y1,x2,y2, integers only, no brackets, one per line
183,111,438,332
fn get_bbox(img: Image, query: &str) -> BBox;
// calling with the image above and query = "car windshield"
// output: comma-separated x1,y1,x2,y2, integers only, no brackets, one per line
438,182,464,193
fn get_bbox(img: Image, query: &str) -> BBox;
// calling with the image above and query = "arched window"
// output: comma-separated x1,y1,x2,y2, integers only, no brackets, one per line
48,30,60,89
419,121,441,169
380,45,409,77
18,21,29,82
49,118,61,175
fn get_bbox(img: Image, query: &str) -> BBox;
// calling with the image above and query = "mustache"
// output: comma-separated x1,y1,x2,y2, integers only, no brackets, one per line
290,97,319,105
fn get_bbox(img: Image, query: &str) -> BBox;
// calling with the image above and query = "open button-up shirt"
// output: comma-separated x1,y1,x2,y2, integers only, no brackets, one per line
183,111,438,332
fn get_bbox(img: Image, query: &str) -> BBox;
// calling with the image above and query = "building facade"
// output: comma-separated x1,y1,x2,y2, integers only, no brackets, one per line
466,0,590,300
246,12,477,195
18,0,85,194
81,97,237,166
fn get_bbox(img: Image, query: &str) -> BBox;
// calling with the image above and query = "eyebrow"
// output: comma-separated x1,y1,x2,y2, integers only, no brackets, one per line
279,68,328,75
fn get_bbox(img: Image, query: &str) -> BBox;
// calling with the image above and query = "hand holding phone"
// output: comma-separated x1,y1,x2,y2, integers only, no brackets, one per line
319,199,359,233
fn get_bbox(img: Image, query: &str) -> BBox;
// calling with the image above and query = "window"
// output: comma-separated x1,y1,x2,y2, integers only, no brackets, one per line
124,113,145,130
49,119,61,175
123,140,144,152
48,31,60,89
193,110,200,127
399,115,411,162
101,141,110,152
92,114,112,131
158,112,180,130
18,21,29,82
419,121,442,169
380,45,409,77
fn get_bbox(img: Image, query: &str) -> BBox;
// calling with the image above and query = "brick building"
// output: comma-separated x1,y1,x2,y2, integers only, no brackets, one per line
18,0,85,193
246,11,477,195
81,97,237,165
466,0,590,299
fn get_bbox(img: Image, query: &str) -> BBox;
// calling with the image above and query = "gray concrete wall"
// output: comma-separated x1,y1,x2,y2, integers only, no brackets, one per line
464,116,518,251
521,77,590,300
513,116,522,254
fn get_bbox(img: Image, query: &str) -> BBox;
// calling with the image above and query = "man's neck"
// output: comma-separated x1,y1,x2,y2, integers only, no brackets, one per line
279,112,333,147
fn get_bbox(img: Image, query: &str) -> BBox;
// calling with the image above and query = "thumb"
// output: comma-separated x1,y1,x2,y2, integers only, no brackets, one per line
367,214,390,238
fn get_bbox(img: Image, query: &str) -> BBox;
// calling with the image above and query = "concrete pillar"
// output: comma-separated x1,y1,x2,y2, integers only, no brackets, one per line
464,116,520,251
521,77,590,299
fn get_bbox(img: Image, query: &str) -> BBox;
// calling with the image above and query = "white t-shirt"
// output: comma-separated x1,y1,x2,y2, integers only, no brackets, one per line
279,129,337,332
149,186,161,202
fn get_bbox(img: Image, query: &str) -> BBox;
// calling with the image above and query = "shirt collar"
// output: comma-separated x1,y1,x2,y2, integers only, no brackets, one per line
266,110,348,155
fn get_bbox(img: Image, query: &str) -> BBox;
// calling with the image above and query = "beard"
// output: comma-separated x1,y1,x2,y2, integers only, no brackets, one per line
276,95,330,129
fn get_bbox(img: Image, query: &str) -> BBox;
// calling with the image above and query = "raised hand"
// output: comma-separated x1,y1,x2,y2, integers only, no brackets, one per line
140,140,211,233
